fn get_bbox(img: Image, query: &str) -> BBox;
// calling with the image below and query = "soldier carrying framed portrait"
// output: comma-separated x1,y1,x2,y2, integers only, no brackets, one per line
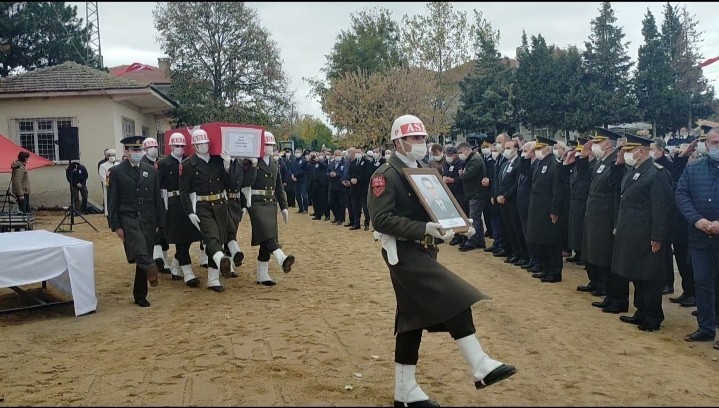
402,167,470,234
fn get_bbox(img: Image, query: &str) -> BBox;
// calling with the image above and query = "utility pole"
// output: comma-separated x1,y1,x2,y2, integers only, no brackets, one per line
86,2,103,67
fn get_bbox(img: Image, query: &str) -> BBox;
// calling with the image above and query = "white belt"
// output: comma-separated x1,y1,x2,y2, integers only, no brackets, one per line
166,190,180,197
251,189,274,196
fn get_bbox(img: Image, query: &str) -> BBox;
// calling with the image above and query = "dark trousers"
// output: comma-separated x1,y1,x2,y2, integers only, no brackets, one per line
518,213,534,263
294,181,308,212
17,193,30,213
345,189,354,225
285,184,296,207
535,243,563,278
328,189,346,222
664,247,675,290
154,227,169,252
499,201,523,258
311,186,328,217
674,242,695,297
586,262,605,291
133,265,149,301
482,204,494,237
395,308,476,365
605,268,630,308
489,207,503,250
690,248,719,336
351,192,370,227
71,185,88,212
174,242,192,266
257,239,281,262
632,280,664,328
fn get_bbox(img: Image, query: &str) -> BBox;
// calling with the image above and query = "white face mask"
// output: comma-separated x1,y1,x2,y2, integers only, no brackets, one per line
624,152,638,167
366,151,374,159
430,154,443,162
502,149,514,159
264,146,274,157
458,152,468,161
481,148,491,156
195,143,209,155
552,148,560,157
520,152,528,159
325,155,331,161
355,153,362,160
446,156,455,164
384,153,391,160
295,152,302,158
285,152,291,158
490,151,499,160
145,147,158,159
535,150,546,161
172,147,184,156
406,143,427,161
335,156,342,162
108,155,116,163
591,144,605,159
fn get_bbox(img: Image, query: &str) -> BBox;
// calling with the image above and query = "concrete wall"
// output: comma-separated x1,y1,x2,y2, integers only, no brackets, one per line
0,95,173,209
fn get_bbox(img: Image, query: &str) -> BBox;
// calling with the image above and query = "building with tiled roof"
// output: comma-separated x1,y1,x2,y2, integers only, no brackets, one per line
0,61,178,209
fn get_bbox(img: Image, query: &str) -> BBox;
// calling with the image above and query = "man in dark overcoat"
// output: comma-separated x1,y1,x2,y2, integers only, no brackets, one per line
108,135,166,307
368,114,515,407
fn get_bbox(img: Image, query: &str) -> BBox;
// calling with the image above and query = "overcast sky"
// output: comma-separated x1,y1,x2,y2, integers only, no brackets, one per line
67,2,719,127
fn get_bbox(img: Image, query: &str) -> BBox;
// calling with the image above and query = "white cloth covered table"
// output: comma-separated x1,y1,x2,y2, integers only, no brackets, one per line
0,230,97,316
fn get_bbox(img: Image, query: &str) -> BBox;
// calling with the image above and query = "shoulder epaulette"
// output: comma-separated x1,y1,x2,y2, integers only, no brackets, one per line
653,162,663,170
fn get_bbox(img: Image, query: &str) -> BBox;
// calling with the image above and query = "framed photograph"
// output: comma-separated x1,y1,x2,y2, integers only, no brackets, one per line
220,125,264,158
402,168,470,234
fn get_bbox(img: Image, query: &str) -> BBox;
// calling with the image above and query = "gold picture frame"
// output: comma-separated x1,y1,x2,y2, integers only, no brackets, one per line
402,167,470,234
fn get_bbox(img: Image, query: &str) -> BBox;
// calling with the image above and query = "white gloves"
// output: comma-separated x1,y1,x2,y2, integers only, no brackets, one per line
241,186,252,208
188,213,201,231
425,222,455,242
221,151,231,171
281,209,289,224
463,218,476,239
250,158,258,167
241,207,248,218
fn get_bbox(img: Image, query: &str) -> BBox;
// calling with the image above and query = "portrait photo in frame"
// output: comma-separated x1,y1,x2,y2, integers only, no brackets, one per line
402,168,470,234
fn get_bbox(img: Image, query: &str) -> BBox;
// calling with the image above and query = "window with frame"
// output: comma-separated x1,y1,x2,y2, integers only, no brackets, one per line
16,117,75,161
122,117,135,138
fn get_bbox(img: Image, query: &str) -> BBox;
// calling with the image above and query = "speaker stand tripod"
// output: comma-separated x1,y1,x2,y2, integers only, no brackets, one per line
54,161,98,233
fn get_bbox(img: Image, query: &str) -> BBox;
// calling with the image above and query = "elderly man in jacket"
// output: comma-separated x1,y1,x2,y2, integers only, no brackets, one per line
456,142,487,251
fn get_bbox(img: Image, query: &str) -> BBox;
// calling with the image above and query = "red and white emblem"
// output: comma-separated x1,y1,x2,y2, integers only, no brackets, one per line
371,175,386,197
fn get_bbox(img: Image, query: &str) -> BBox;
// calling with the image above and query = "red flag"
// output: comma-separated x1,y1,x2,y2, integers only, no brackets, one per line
699,56,719,68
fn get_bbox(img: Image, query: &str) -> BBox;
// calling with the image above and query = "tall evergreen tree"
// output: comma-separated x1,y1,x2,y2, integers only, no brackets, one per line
515,33,555,132
553,46,592,133
581,2,637,128
634,9,672,136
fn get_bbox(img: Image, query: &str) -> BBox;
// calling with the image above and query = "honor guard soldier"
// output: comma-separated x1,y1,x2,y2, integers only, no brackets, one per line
613,134,673,332
158,133,203,287
246,131,295,286
224,153,254,278
368,114,516,407
141,137,172,273
179,129,234,292
107,135,166,307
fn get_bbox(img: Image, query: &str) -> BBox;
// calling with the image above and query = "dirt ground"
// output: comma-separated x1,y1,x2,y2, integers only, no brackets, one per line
0,210,718,407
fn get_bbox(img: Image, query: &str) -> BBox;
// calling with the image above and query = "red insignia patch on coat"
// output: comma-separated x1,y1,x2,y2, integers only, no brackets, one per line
178,163,183,176
371,174,386,197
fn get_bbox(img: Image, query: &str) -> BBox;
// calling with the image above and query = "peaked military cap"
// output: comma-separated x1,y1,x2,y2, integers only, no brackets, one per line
621,133,652,150
120,135,145,148
591,127,624,143
533,135,557,149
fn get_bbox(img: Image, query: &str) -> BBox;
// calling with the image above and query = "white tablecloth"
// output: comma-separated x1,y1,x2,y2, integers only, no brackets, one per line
0,230,97,316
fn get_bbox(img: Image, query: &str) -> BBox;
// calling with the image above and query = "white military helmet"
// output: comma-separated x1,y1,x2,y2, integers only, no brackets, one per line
391,114,428,141
191,129,210,145
142,137,159,149
264,131,276,145
169,132,186,146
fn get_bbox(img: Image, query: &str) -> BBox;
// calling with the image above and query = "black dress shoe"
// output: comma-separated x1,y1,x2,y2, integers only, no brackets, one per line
475,364,517,389
684,330,714,342
575,261,585,266
513,258,529,266
393,399,440,407
155,258,171,274
638,323,660,332
257,280,277,287
458,245,477,252
364,225,370,231
527,265,543,273
208,285,225,293
344,223,353,227
282,255,295,273
349,226,361,230
541,275,561,283
679,296,697,307
134,298,150,307
310,213,317,217
566,255,579,263
661,286,674,295
619,315,643,325
521,262,535,270
484,231,492,238
449,236,462,246
484,246,495,252
171,274,183,281
233,251,244,267
504,256,519,264
591,289,606,297
229,271,239,278
692,310,698,316
602,304,629,314
186,278,200,287
312,216,322,220
330,219,338,223
531,272,546,279
492,250,508,257
576,284,593,292
592,299,610,309
669,293,687,303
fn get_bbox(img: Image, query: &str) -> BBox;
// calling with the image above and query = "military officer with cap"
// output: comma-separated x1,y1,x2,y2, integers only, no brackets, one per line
246,131,295,286
158,132,203,287
368,114,516,407
180,128,234,292
581,127,629,312
140,137,172,274
107,135,166,307
613,133,673,332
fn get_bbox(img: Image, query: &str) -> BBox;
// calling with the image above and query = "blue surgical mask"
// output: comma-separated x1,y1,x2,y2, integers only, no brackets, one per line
708,147,719,161
129,152,143,163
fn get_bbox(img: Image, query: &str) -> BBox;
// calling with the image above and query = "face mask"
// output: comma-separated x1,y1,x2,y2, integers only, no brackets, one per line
481,148,490,156
365,151,374,159
108,155,116,163
431,154,443,161
325,155,331,161
624,152,637,167
285,152,290,158
406,143,427,161
446,156,455,164
385,154,391,160
708,147,719,161
697,142,707,154
145,147,158,159
195,143,209,155
334,156,342,162
458,152,468,161
129,152,143,163
354,153,362,160
535,150,546,161
264,146,274,157
591,144,605,159
490,151,499,160
502,149,513,159
305,155,310,160
520,152,528,159
552,149,560,157
295,152,302,158
172,147,184,156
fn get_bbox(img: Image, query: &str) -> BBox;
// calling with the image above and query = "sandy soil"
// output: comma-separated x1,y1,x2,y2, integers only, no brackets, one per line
0,210,718,407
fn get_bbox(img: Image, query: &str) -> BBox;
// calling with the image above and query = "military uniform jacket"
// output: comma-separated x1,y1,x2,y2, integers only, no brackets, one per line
516,157,534,217
566,158,593,251
107,160,166,264
367,153,487,334
612,159,673,281
141,155,159,171
246,158,287,246
581,149,623,266
158,154,202,244
226,159,250,231
526,154,565,245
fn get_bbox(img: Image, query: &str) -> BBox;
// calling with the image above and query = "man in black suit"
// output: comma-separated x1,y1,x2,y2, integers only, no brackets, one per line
420,176,460,221
348,147,372,230
494,139,523,264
